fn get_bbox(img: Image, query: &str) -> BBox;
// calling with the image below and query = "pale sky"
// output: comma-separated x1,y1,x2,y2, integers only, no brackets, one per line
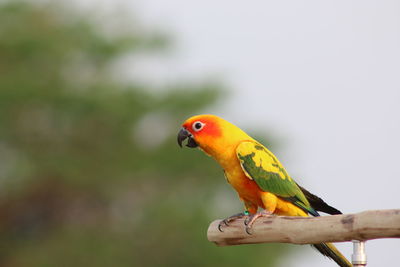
81,1,400,266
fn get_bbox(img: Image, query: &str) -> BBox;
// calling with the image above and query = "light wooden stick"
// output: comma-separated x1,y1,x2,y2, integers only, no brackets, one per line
208,209,400,246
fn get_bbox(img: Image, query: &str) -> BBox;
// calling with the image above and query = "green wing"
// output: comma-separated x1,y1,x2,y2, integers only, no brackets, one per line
236,141,317,216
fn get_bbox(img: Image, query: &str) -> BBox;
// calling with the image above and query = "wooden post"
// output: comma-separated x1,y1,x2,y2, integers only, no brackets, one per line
207,209,400,246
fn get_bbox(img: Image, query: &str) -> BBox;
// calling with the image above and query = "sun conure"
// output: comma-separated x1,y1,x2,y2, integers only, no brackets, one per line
177,114,352,267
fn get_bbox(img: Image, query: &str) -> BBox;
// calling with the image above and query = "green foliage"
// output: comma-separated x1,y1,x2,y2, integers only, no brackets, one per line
0,1,288,266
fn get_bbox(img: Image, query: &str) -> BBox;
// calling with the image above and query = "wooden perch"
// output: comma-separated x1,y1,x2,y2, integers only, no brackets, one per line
208,209,400,246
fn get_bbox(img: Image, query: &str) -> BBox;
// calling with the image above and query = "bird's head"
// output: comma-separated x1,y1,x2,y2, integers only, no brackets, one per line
177,114,251,157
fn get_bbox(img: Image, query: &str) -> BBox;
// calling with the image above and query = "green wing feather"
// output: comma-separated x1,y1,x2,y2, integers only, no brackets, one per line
236,141,318,216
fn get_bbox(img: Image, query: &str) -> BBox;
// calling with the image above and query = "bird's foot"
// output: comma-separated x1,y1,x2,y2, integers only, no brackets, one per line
218,211,250,232
244,210,273,235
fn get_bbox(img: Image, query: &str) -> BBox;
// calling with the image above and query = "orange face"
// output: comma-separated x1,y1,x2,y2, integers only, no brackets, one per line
177,114,222,149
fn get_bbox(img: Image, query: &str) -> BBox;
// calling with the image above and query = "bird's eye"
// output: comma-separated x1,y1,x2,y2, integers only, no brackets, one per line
192,121,205,132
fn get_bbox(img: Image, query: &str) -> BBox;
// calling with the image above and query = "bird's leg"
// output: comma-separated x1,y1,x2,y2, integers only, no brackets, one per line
218,211,250,232
244,210,273,235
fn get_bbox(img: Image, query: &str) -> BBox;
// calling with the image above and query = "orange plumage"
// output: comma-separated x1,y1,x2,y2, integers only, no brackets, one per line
178,114,352,267
181,114,307,216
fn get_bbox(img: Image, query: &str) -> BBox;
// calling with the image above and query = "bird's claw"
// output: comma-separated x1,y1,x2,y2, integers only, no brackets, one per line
217,211,249,232
243,210,273,235
245,225,253,235
217,219,229,232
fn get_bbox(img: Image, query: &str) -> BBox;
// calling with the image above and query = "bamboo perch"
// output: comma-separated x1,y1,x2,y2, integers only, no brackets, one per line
208,209,400,246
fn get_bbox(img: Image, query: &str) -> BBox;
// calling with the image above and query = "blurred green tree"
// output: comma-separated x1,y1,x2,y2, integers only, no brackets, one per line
0,1,287,266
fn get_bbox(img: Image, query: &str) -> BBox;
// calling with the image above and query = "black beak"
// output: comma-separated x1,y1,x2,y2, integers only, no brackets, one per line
177,128,198,148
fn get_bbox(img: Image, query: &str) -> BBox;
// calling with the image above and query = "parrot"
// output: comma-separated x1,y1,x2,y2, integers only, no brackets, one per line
177,114,352,267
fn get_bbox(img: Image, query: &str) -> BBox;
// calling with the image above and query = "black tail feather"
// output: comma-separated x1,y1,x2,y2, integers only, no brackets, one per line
312,243,352,267
297,184,342,215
